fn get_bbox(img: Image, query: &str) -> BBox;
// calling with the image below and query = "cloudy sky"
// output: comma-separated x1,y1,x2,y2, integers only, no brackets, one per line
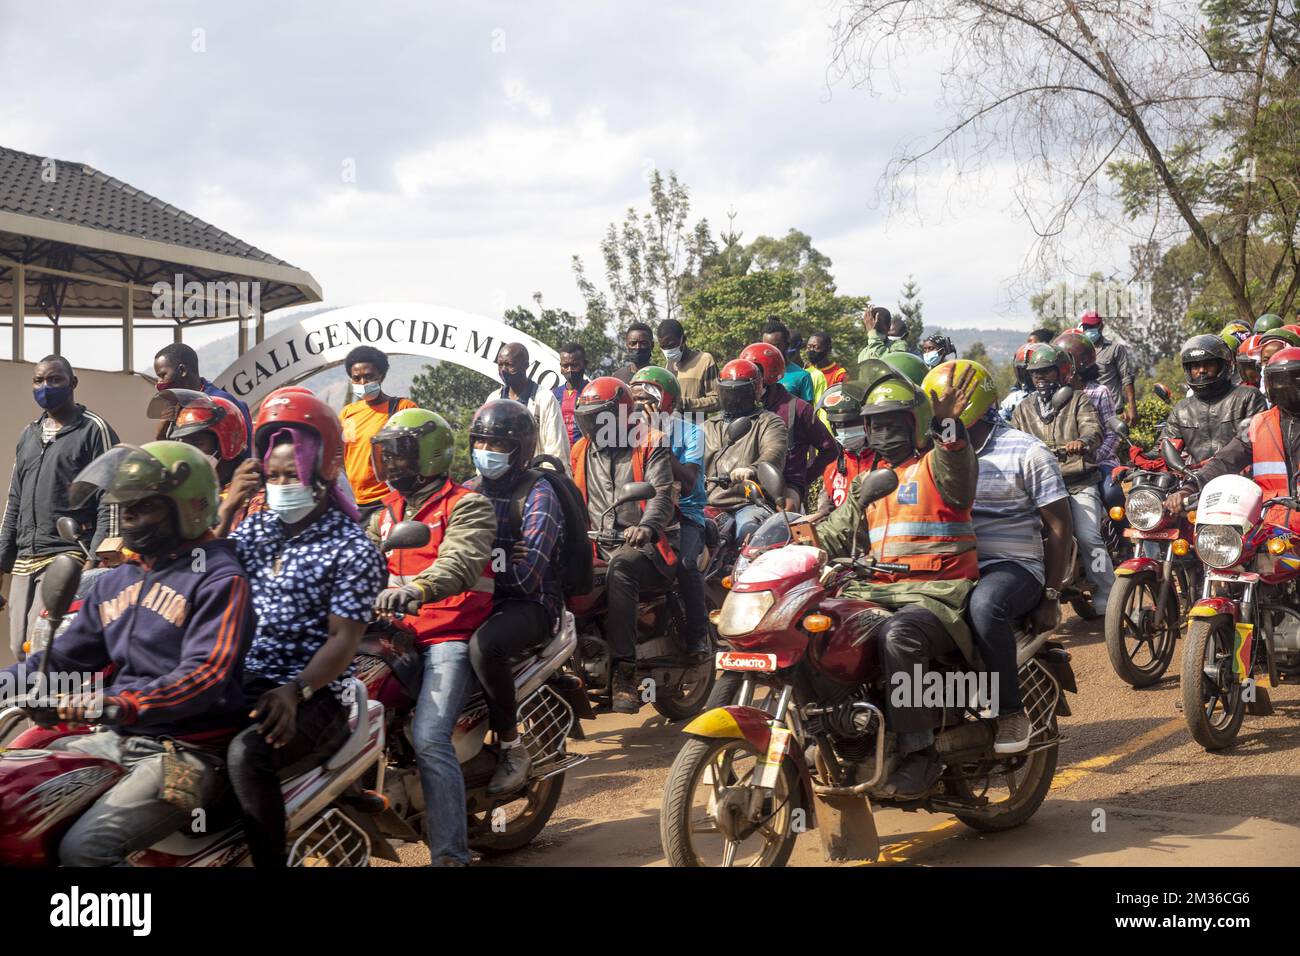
1,0,1127,366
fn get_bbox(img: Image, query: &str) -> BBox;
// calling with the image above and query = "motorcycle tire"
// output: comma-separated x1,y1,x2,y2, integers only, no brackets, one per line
949,718,1058,833
1181,619,1245,751
660,735,800,868
1104,574,1178,688
468,773,565,855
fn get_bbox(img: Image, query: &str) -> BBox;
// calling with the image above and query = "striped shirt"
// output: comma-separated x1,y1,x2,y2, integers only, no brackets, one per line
973,422,1069,582
1082,380,1121,472
480,477,563,622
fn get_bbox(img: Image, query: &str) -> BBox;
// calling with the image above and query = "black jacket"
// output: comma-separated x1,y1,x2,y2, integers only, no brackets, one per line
0,405,119,571
1165,384,1267,466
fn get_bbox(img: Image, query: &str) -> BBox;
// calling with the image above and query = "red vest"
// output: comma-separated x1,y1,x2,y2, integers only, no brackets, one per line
571,434,677,567
818,363,848,387
822,449,870,508
865,452,978,582
378,480,494,645
1248,407,1300,532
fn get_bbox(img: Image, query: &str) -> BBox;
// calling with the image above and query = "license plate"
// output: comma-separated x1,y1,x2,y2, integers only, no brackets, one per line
1123,527,1179,540
715,651,777,672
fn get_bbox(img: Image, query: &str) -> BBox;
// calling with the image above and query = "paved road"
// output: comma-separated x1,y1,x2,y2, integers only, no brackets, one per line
385,611,1300,867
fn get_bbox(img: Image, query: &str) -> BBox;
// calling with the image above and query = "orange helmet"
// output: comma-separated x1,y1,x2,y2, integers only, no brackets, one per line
148,389,248,461
574,376,634,442
253,387,344,481
739,342,785,386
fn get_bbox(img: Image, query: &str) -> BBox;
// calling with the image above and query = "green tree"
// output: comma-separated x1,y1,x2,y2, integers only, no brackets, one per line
897,276,924,350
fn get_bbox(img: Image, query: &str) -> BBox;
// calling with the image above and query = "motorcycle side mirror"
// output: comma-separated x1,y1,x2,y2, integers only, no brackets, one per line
1161,438,1190,477
382,520,431,554
1152,383,1173,405
56,516,91,559
1107,415,1129,439
40,552,84,625
754,461,785,502
614,481,657,508
725,415,754,445
855,468,900,509
1050,385,1074,412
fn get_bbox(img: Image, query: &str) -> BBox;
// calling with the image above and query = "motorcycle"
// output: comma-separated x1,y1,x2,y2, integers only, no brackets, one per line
658,470,1077,867
1103,458,1202,687
0,519,422,867
1176,443,1300,750
355,604,589,856
568,482,716,720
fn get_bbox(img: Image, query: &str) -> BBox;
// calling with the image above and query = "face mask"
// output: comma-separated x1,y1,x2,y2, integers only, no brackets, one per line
628,346,652,366
352,381,381,401
1083,327,1102,344
662,347,683,364
266,481,320,524
34,384,72,410
563,370,585,388
807,349,829,367
868,420,914,466
1034,379,1058,400
473,448,513,480
122,519,182,557
836,425,866,453
922,351,942,368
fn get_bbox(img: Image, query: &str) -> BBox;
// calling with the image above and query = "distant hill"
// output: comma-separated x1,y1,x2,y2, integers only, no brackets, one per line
928,327,1028,364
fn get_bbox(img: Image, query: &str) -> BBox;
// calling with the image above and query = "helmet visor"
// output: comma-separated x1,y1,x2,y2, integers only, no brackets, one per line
370,432,425,483
719,382,757,418
68,445,185,510
147,388,214,422
1265,366,1300,415
576,401,622,442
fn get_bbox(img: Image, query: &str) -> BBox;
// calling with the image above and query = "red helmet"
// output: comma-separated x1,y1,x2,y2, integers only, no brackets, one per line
719,358,764,419
1079,310,1101,327
739,342,785,386
253,387,344,481
574,376,634,443
1264,346,1300,415
148,389,248,461
1052,330,1096,372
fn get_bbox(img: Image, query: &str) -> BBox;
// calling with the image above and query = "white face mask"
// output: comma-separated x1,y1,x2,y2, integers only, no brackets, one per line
663,346,684,364
352,381,381,401
266,481,320,524
835,425,867,453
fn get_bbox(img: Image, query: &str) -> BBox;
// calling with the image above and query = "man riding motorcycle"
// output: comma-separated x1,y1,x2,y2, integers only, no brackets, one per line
1164,334,1267,468
1054,330,1124,510
570,377,679,714
1011,343,1112,618
0,441,254,866
367,407,498,866
813,361,981,798
465,398,565,795
701,359,789,544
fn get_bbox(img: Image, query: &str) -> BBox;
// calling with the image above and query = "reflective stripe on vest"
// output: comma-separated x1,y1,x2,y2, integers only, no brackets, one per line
865,454,978,581
379,480,495,644
571,433,677,567
1248,407,1290,494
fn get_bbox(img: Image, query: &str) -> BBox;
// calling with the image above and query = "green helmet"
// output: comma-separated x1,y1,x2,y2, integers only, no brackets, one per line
819,381,869,425
370,407,455,487
1254,313,1284,334
628,365,682,414
1259,328,1300,350
68,441,219,540
880,351,928,385
858,359,933,450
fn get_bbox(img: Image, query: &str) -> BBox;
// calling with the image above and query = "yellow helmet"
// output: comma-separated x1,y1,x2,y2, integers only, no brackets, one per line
921,360,998,428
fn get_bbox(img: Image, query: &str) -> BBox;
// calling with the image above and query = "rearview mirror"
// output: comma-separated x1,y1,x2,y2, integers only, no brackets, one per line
614,481,657,509
725,416,754,445
1106,415,1129,439
754,461,785,502
1152,383,1173,405
1161,438,1189,477
57,516,87,549
856,468,901,509
40,553,84,624
1050,385,1074,412
382,520,431,554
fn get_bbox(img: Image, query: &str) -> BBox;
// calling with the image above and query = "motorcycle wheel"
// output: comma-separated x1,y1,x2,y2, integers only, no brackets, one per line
1104,574,1178,688
652,660,717,721
1181,619,1245,751
468,773,565,854
660,736,799,867
948,718,1058,832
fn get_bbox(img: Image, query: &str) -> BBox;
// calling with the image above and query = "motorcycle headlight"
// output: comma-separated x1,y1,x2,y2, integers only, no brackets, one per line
717,590,775,638
1124,488,1165,532
1195,525,1244,569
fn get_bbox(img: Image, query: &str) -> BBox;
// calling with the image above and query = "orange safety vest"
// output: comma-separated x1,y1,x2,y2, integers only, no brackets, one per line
1247,406,1300,531
818,363,848,387
377,479,495,645
865,452,978,582
571,433,677,567
822,449,870,508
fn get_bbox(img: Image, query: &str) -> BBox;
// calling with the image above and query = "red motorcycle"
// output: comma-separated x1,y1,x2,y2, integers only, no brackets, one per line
658,470,1077,867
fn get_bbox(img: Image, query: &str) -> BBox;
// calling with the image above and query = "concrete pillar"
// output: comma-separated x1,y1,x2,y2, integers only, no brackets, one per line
11,263,24,363
123,281,134,372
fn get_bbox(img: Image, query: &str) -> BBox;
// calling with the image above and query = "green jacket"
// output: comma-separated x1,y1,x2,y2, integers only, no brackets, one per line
365,479,498,604
856,330,911,365
814,433,979,662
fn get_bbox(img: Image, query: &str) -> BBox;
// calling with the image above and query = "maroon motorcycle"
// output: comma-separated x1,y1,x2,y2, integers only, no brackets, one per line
659,470,1077,867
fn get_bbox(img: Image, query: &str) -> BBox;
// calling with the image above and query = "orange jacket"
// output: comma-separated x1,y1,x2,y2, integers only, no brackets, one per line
571,434,677,567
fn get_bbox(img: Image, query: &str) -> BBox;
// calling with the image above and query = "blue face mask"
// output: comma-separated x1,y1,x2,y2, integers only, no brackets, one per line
352,381,381,401
1083,327,1102,344
923,350,943,368
473,448,513,480
835,425,866,453
265,481,320,523
34,384,72,410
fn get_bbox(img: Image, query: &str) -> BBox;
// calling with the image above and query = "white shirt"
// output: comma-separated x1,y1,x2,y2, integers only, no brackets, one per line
495,382,571,473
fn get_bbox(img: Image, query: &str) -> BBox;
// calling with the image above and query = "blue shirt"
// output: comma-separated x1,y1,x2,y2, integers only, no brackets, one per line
780,362,814,403
668,414,707,527
202,377,253,462
230,506,386,695
972,422,1068,582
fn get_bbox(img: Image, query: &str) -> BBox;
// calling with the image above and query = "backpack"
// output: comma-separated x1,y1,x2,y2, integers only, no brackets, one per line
488,455,594,598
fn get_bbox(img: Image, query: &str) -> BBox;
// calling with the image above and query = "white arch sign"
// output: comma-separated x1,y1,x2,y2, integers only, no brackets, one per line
213,302,562,405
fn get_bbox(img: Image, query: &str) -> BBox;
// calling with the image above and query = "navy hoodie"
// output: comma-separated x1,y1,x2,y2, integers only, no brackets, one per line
3,539,253,739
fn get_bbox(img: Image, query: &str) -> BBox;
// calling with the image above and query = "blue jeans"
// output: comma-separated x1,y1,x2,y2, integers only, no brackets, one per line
413,640,475,865
677,520,709,651
734,504,770,545
968,562,1043,713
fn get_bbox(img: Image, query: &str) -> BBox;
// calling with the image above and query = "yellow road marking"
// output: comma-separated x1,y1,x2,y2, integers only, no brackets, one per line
867,716,1186,865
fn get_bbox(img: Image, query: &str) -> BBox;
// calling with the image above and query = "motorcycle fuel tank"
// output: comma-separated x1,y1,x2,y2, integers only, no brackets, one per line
0,749,124,866
809,598,892,685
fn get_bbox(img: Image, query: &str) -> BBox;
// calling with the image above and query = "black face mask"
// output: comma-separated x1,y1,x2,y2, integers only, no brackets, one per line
628,346,652,367
563,370,585,388
868,420,914,466
122,518,183,558
1033,378,1059,400
806,349,829,367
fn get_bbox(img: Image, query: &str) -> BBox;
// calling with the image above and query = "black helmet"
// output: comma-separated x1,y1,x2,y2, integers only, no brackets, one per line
1180,334,1233,398
469,398,537,470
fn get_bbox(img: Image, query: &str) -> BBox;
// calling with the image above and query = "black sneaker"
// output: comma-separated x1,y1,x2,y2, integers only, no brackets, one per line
881,747,943,799
487,743,532,796
994,711,1031,754
611,664,640,714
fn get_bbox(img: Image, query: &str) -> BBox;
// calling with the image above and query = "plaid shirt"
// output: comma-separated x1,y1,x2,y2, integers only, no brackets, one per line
480,477,563,622
1082,380,1121,472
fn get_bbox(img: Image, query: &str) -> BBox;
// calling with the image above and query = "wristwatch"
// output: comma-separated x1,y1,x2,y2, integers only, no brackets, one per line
1043,587,1061,602
293,676,314,702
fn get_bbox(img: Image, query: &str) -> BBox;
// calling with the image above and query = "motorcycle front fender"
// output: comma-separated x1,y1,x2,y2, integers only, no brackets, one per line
1189,598,1239,622
1115,557,1162,578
